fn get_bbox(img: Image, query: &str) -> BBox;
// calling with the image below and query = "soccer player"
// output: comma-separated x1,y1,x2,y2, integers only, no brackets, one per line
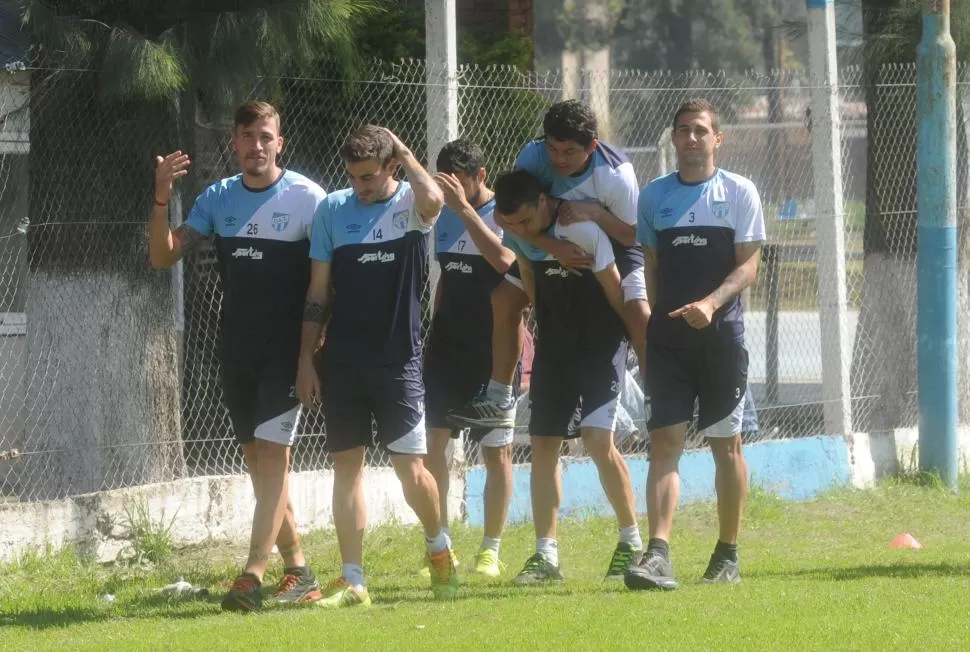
495,169,643,585
447,100,648,429
148,101,325,612
423,139,517,577
296,125,458,608
625,98,766,591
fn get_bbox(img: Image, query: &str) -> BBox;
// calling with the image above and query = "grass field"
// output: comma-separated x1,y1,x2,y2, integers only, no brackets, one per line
2,477,970,650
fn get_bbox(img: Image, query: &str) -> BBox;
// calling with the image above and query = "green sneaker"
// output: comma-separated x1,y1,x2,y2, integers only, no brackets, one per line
604,542,643,581
472,549,503,578
316,577,371,609
427,548,460,600
418,552,458,578
512,553,564,586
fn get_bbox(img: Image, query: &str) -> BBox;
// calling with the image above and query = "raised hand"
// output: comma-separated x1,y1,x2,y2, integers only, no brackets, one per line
155,151,191,205
433,172,469,212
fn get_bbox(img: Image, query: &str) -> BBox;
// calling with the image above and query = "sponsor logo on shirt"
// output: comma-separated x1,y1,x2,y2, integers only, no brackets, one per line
672,234,708,247
444,261,473,274
545,266,569,278
232,246,264,260
271,212,290,232
223,215,237,226
358,251,396,264
347,223,361,234
659,207,674,219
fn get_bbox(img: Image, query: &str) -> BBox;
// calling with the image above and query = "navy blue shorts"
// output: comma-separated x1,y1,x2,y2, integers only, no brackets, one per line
424,346,521,442
645,341,749,437
317,356,425,454
221,341,301,447
529,340,628,438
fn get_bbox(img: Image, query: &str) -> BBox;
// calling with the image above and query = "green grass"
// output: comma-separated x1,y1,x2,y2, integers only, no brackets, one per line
3,478,970,650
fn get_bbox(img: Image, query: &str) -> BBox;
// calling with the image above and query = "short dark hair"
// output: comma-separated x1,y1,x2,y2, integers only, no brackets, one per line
673,98,720,132
234,100,280,131
494,169,546,215
339,125,394,165
542,100,597,147
436,138,486,176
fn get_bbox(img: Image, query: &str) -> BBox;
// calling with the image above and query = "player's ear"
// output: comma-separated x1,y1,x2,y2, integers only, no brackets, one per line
587,138,598,155
477,167,487,183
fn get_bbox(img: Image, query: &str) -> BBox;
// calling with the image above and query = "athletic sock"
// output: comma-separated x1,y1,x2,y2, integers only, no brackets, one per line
714,540,738,563
536,538,559,567
647,537,670,560
481,536,501,555
619,525,643,550
486,379,514,408
342,563,365,588
425,529,452,555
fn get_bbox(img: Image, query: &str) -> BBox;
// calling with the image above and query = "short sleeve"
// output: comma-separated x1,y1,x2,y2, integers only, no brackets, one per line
514,141,541,173
735,181,767,244
558,222,615,273
601,163,639,227
405,184,436,234
309,197,334,262
304,183,328,239
636,186,657,248
503,232,525,258
185,186,215,236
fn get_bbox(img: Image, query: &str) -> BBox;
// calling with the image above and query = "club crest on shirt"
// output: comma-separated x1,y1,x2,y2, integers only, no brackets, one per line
271,212,290,232
392,210,409,231
711,201,731,220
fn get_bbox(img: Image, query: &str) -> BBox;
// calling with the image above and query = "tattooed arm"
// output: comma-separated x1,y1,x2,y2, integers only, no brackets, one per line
296,260,332,406
148,150,208,268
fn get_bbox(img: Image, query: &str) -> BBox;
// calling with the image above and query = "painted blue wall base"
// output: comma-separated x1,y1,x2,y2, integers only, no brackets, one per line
464,435,853,527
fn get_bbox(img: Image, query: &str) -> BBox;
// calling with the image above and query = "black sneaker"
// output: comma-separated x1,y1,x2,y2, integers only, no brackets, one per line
447,394,515,429
272,567,323,604
624,551,678,591
698,554,741,584
512,553,564,586
221,572,262,612
604,542,643,581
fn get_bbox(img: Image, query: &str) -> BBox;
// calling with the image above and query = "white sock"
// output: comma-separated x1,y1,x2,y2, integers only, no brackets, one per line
342,563,365,588
481,536,501,555
425,529,452,555
619,525,643,550
536,538,559,567
486,379,514,407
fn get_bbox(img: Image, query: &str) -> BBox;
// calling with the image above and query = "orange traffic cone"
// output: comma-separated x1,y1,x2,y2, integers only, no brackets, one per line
889,533,922,549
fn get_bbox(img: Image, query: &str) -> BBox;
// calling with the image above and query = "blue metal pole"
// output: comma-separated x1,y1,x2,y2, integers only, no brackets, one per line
916,0,958,490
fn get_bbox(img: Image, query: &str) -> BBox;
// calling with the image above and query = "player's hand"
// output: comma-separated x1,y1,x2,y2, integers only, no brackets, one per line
295,356,321,407
557,200,600,226
154,151,190,205
434,172,470,212
545,238,593,276
379,127,412,160
668,298,716,329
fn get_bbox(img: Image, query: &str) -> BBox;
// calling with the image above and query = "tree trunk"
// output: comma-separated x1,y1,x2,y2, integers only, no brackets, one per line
21,69,186,500
850,51,919,433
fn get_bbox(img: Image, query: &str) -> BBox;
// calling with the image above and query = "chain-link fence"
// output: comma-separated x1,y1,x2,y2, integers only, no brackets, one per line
0,60,963,502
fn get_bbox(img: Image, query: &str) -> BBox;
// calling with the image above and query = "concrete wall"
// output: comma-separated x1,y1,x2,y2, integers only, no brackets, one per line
2,428,968,562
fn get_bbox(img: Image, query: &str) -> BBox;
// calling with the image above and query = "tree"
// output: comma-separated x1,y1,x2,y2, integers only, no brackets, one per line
16,0,377,498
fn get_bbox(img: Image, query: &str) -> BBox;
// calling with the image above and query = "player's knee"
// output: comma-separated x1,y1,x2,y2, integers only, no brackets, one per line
482,444,512,468
649,430,685,463
581,430,616,463
492,283,527,322
391,454,426,489
530,437,561,465
710,436,743,466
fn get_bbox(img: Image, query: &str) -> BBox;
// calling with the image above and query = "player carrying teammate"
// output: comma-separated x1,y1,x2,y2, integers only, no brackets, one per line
447,100,648,430
149,101,325,612
625,99,766,591
296,125,458,607
423,139,518,577
495,169,644,584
